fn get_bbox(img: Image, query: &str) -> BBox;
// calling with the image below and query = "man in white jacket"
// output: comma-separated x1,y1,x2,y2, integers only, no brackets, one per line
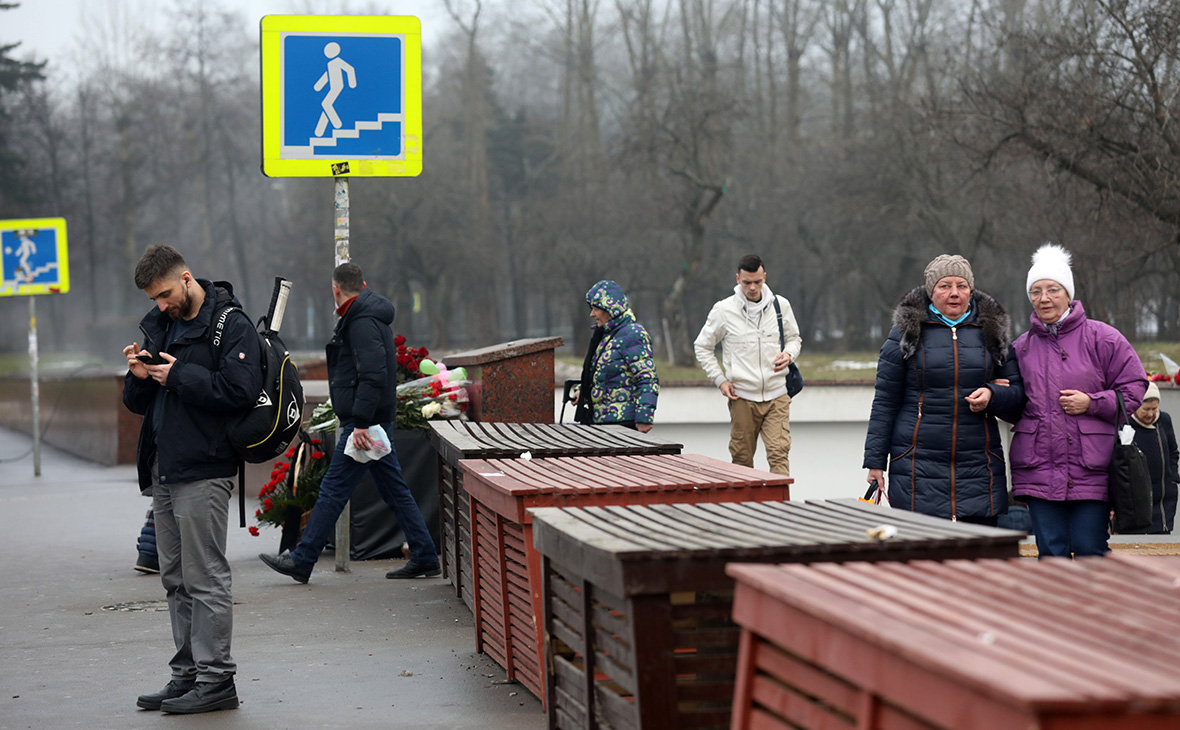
693,254,802,475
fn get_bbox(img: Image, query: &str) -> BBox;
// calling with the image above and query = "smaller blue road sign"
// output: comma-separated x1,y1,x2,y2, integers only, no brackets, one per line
0,218,69,296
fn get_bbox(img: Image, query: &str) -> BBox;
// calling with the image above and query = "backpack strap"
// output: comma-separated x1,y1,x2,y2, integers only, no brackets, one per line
772,296,785,351
206,293,250,526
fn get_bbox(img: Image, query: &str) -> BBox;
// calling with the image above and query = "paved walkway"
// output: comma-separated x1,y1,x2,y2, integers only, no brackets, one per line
0,427,545,730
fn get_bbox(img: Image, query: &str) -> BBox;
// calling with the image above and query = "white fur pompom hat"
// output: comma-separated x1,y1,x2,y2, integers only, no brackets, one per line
1026,243,1075,300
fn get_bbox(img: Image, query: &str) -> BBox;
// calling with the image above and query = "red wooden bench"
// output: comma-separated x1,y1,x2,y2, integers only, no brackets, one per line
459,453,792,703
531,499,1024,730
728,555,1180,730
427,421,682,610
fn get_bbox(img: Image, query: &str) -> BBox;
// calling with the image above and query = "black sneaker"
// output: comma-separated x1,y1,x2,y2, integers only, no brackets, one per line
137,678,195,710
160,677,238,714
386,561,441,579
134,552,160,574
259,553,311,583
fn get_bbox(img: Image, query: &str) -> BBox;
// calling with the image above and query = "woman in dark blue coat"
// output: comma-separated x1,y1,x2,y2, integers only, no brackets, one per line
862,255,1025,524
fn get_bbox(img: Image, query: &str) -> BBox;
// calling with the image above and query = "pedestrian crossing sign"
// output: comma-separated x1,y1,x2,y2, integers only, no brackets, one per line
260,15,423,177
0,218,69,297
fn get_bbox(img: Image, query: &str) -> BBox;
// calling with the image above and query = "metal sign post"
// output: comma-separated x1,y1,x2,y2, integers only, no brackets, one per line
29,297,41,476
1,217,69,477
333,175,351,572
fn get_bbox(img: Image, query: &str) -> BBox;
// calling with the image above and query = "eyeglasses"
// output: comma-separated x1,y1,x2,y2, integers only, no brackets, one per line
1028,287,1065,300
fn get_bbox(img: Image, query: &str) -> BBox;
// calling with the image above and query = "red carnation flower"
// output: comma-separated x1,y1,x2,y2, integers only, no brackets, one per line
311,451,325,460
285,446,297,458
448,393,457,401
255,509,262,517
248,526,260,537
394,334,406,346
311,439,321,445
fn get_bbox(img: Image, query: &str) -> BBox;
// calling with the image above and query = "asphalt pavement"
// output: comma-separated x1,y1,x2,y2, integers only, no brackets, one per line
0,427,545,730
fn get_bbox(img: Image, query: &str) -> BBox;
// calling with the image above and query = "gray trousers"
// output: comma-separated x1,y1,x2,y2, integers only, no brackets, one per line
151,460,235,681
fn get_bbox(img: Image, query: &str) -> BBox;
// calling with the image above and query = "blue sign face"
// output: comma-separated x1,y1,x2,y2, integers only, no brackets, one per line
281,34,404,158
1,228,60,288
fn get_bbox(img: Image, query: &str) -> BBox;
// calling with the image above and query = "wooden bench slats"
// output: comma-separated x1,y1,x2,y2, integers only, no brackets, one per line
827,560,1176,697
898,560,1180,677
728,560,1180,714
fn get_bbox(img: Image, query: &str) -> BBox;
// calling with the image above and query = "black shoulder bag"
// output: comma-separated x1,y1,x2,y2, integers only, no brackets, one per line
1109,391,1153,532
772,297,803,398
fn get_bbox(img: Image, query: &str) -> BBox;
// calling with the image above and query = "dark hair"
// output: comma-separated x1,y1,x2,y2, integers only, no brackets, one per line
134,245,188,290
738,254,763,273
333,262,364,294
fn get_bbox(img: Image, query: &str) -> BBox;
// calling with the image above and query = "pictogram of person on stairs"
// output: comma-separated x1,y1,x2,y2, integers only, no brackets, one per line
314,42,356,137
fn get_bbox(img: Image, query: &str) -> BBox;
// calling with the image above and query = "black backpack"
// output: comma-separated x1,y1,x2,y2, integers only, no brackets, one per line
211,304,304,463
208,283,305,526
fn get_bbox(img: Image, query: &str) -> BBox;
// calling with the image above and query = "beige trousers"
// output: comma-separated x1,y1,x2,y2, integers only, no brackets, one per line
728,394,792,476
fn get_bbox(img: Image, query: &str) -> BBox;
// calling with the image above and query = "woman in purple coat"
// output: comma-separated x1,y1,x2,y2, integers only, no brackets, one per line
1011,244,1147,556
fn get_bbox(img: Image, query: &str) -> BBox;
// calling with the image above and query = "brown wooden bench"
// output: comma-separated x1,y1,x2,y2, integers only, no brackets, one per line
531,499,1024,730
459,453,792,703
728,554,1180,730
427,421,682,609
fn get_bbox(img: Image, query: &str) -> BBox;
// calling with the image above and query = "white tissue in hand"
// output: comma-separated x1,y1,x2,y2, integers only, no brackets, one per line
344,425,392,463
1120,425,1135,445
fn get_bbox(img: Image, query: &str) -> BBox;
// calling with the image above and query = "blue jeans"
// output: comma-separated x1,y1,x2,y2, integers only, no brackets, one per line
290,423,439,570
1025,498,1110,557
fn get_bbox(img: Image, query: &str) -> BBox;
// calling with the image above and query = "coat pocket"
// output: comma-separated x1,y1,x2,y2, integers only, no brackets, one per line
1009,419,1044,469
1077,418,1116,471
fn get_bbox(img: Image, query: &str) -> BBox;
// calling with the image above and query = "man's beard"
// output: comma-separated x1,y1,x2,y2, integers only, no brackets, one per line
169,287,195,320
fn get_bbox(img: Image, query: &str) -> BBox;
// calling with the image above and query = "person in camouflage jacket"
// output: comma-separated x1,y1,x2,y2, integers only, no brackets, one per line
574,280,660,431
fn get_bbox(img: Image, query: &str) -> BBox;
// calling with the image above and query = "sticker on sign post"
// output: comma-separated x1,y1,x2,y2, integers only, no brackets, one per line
0,218,69,297
261,15,423,178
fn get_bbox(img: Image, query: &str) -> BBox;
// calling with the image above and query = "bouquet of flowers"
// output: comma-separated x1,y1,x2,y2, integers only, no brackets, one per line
396,364,470,429
393,334,470,429
250,435,329,536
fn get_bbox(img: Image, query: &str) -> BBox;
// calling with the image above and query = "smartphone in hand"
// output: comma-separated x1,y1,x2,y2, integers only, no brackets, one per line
136,352,164,365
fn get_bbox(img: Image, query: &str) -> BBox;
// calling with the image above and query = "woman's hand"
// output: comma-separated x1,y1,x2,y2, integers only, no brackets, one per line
636,423,653,433
1059,389,1091,416
965,386,992,412
867,468,885,486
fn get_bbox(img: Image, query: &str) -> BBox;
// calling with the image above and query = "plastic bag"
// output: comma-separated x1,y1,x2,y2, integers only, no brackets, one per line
859,479,890,507
344,424,392,463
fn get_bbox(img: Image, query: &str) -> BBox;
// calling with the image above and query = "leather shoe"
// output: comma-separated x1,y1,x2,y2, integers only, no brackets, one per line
260,552,311,583
386,561,441,579
137,678,195,710
160,677,238,714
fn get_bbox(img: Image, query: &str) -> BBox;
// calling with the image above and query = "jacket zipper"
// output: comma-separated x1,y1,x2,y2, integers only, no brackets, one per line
949,325,959,521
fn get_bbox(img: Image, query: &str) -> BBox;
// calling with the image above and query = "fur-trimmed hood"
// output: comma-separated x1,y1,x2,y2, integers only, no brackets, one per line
893,286,1012,363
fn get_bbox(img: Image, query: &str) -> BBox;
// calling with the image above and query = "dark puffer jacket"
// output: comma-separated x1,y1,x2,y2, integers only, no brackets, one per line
1124,410,1179,534
862,288,1025,519
123,279,262,493
327,288,398,429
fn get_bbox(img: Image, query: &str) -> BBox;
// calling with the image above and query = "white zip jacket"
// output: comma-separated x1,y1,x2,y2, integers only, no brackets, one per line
693,283,803,402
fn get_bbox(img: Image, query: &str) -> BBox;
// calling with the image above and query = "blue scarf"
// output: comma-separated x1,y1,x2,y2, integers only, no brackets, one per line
929,303,972,328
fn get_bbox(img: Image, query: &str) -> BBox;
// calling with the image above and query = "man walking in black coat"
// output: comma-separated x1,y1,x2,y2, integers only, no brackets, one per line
260,262,439,583
123,246,261,714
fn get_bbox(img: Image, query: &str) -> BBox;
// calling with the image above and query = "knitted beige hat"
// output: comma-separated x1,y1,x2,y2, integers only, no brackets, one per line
1144,381,1161,402
924,255,975,297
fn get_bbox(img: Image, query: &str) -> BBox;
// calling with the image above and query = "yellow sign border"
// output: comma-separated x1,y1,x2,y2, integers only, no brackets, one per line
260,15,423,178
0,217,69,297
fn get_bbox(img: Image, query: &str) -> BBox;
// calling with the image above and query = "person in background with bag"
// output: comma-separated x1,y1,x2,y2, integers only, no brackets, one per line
1118,381,1177,534
863,254,1024,524
694,254,802,476
569,280,659,432
1010,243,1147,556
259,262,439,583
122,245,261,714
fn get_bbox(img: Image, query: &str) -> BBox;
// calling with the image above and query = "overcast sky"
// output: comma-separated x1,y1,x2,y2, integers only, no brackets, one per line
4,0,453,73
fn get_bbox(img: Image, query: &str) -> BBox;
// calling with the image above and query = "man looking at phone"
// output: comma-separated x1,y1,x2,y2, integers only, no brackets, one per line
122,246,260,714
